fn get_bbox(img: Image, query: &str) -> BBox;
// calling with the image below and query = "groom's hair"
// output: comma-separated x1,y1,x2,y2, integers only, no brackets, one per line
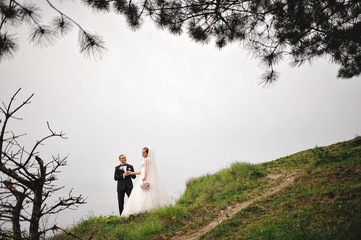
142,147,149,154
119,154,125,159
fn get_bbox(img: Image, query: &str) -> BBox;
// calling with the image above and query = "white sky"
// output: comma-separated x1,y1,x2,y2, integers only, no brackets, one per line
1,1,361,228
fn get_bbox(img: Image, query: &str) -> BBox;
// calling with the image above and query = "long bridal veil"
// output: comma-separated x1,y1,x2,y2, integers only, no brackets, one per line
146,147,161,186
121,147,172,217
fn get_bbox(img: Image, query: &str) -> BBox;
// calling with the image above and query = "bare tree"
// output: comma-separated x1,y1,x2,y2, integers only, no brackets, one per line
0,178,30,239
0,88,86,240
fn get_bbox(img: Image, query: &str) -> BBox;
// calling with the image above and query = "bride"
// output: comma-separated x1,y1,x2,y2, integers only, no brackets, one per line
121,147,172,217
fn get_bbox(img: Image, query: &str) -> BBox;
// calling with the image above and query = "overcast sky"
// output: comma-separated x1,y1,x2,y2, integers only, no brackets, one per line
1,1,361,229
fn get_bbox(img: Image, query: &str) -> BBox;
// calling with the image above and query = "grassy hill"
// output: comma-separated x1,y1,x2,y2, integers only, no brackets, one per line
51,137,361,240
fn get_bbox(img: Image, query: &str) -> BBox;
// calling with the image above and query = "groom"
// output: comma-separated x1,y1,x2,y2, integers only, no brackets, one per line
114,154,136,215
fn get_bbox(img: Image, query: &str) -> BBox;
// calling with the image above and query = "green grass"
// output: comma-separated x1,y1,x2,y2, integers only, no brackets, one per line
178,162,266,205
50,205,188,240
49,136,361,240
201,137,361,240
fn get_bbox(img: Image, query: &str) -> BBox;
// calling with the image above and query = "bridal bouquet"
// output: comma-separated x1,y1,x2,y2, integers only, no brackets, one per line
140,180,150,190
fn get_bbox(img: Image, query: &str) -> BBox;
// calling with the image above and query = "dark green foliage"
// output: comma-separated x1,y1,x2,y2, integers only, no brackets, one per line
83,0,111,12
312,146,336,167
113,0,127,13
0,32,17,60
85,0,361,83
0,0,106,61
189,25,209,43
51,17,73,36
248,169,265,179
2,1,360,83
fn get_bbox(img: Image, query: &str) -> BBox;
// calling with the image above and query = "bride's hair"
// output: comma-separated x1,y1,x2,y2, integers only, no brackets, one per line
142,147,149,154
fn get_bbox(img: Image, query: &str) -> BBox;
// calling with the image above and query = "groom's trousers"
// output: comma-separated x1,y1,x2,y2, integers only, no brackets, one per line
118,188,132,215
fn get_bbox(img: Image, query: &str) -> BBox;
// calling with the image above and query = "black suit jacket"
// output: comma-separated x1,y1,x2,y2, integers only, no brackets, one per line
114,164,136,192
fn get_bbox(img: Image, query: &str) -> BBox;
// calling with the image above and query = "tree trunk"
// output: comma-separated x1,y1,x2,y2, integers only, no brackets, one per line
29,188,42,240
12,194,25,240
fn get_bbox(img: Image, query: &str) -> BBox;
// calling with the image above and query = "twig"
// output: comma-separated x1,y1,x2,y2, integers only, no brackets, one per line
42,225,82,239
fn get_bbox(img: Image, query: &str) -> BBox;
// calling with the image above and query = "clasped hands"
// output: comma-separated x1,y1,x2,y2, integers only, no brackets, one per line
123,171,134,176
123,171,146,181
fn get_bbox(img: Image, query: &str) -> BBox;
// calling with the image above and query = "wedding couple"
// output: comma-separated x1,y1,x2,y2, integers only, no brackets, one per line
114,147,171,217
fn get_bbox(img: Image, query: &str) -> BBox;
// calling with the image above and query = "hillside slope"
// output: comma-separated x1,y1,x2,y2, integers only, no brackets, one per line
51,137,361,240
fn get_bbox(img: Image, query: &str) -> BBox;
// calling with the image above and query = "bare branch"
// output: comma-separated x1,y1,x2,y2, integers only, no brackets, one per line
0,90,86,239
41,189,87,216
41,225,82,239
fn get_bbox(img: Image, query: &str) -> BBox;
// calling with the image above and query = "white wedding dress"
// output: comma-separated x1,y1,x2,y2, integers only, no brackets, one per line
121,147,172,217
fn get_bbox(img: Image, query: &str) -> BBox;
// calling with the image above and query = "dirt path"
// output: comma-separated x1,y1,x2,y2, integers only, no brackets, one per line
171,170,302,240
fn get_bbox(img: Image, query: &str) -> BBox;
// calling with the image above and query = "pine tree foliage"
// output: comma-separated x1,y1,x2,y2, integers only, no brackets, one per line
0,0,106,61
85,0,361,83
1,0,360,83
